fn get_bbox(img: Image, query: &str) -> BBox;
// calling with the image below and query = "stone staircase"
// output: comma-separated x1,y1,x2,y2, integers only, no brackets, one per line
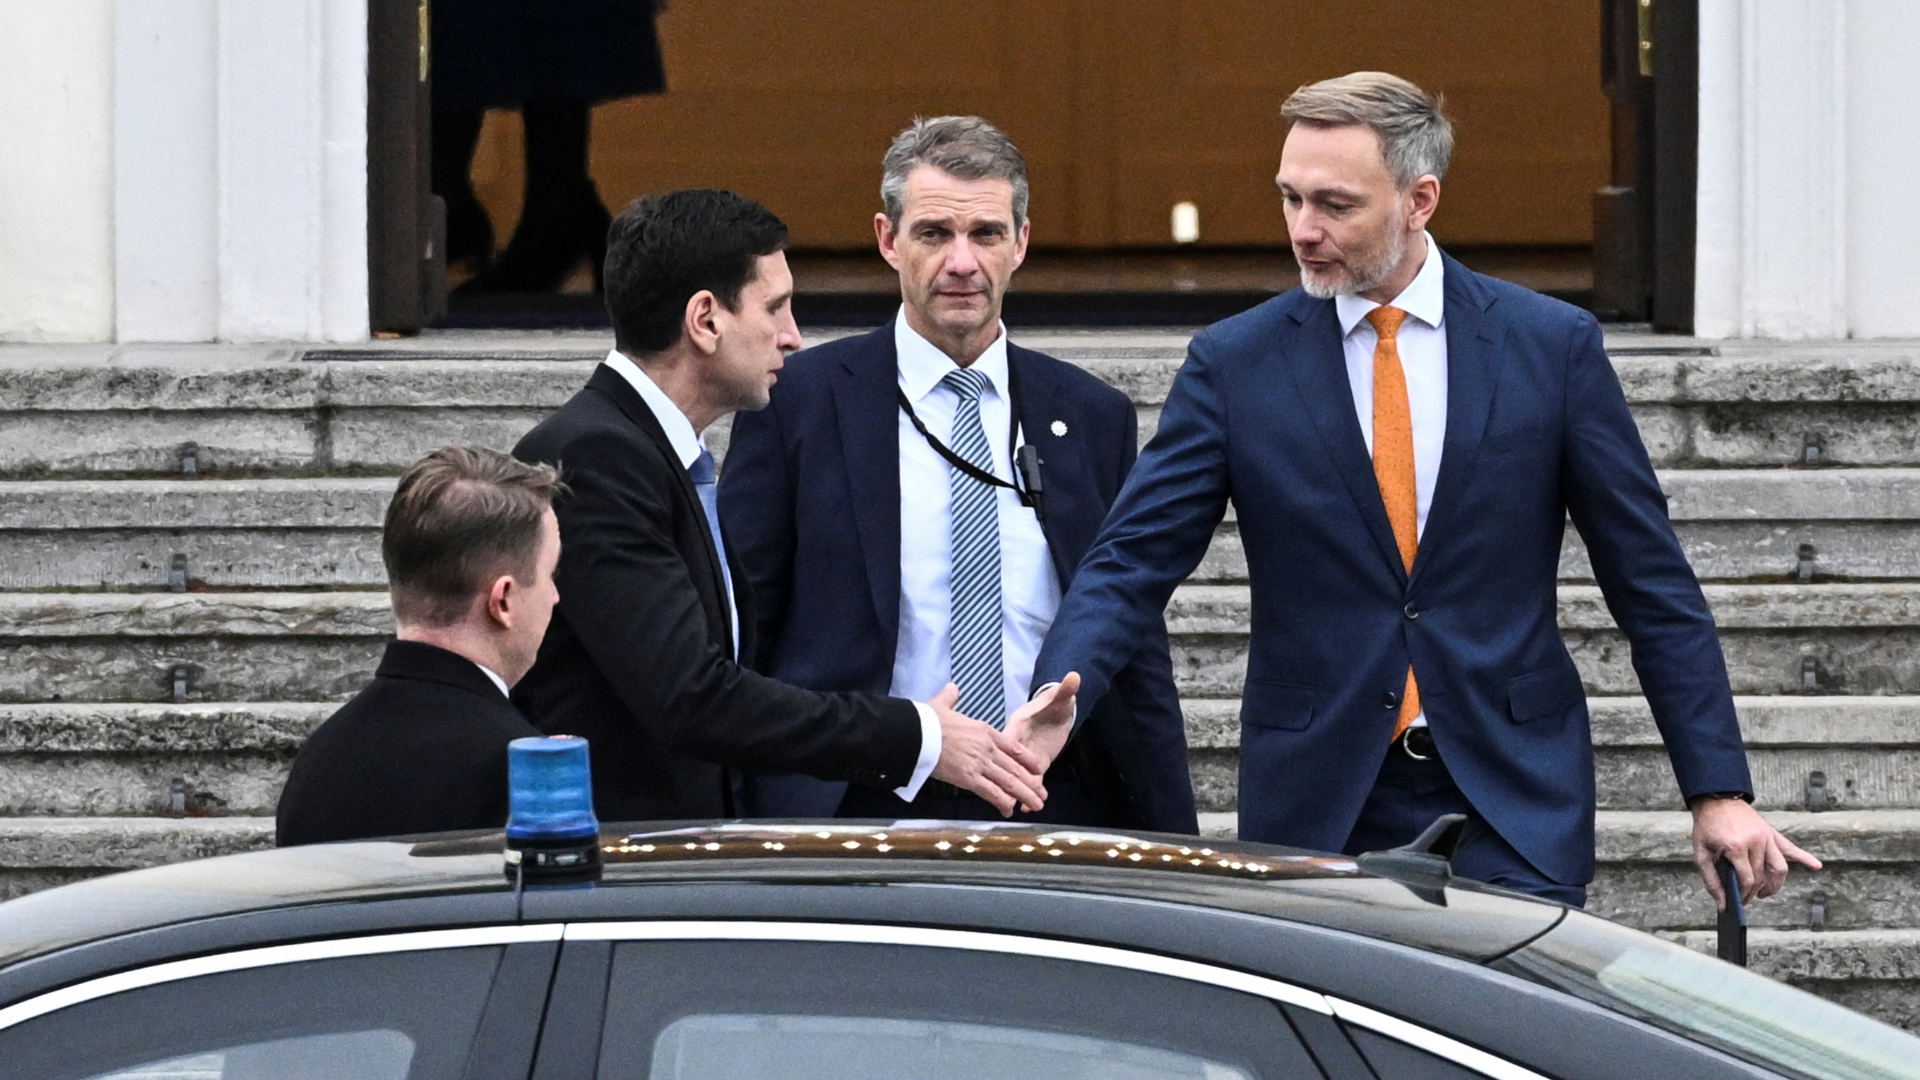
2,330,1919,1027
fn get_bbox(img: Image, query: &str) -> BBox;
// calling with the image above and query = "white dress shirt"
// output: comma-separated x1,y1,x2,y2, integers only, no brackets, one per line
891,312,1062,728
473,661,511,699
1334,234,1447,728
604,351,941,798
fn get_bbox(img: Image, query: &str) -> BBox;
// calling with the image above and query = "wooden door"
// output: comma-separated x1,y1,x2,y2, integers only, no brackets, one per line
469,2,1610,251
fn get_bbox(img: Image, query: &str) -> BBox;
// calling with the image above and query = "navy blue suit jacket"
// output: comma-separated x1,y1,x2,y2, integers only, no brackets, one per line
1032,252,1752,884
718,323,1198,833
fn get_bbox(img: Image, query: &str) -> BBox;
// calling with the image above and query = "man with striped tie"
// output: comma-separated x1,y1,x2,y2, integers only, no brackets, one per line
720,118,1196,831
512,189,1071,824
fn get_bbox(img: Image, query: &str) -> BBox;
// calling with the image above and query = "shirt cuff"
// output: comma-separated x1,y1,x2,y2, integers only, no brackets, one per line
895,702,943,801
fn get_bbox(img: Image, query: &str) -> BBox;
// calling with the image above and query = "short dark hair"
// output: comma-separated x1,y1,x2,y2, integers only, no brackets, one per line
602,189,790,356
383,447,567,628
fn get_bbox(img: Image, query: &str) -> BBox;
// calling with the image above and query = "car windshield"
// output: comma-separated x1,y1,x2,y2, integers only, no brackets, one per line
1496,913,1920,1080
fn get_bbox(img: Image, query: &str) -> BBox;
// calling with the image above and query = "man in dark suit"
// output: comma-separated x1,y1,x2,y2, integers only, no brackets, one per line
1030,73,1818,907
718,117,1194,831
277,447,562,845
512,189,1075,823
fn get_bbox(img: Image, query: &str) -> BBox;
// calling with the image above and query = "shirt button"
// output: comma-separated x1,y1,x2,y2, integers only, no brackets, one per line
1404,603,1421,620
1383,691,1400,709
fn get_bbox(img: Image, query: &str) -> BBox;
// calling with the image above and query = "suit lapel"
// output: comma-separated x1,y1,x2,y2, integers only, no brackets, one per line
1281,295,1409,581
1411,254,1504,585
1008,348,1094,580
831,327,904,637
587,364,736,653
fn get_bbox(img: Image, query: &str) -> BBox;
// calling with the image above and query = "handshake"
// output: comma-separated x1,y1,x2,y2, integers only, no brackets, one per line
925,672,1082,817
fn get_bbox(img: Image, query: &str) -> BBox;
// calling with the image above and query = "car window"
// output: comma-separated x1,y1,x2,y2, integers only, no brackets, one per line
82,1031,413,1080
0,948,499,1080
1499,913,1920,1080
1345,1027,1488,1080
595,940,1323,1080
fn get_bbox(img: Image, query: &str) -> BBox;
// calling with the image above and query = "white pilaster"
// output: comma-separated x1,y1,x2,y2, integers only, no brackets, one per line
112,0,367,343
1845,0,1920,338
114,0,219,341
0,2,115,342
1695,0,1848,340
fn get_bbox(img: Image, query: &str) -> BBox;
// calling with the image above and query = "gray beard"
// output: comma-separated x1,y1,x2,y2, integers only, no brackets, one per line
1296,224,1409,299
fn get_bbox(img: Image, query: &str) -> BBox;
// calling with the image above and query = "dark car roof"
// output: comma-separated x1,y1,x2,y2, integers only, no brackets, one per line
0,820,1564,972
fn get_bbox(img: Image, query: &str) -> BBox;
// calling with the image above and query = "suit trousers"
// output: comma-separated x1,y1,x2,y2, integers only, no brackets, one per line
1341,746,1588,908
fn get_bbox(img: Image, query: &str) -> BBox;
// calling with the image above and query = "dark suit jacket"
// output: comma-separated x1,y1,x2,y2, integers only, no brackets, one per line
511,364,924,822
1033,251,1752,884
275,639,540,846
717,324,1197,833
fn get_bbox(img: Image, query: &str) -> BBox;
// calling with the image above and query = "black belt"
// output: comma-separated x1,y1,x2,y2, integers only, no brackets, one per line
1397,726,1439,761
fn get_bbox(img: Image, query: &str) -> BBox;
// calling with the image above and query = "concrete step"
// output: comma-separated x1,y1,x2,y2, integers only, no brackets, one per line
1669,929,1920,1033
1184,696,1920,814
4,338,1920,477
0,703,326,816
1167,583,1920,700
0,583,1913,702
0,815,273,901
1198,809,1920,934
0,592,388,702
2,694,1912,820
7,468,1920,590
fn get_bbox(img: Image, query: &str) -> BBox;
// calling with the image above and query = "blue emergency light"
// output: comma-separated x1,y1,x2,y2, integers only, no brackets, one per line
504,735,602,882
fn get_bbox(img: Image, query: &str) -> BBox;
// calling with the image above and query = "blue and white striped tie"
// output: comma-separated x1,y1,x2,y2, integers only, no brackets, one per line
941,367,1005,728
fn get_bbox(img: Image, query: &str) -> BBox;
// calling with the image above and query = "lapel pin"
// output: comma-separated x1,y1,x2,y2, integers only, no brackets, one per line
1050,420,1068,437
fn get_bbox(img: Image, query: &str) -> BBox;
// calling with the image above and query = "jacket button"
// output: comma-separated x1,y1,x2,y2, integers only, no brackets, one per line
1382,691,1399,709
1404,603,1420,620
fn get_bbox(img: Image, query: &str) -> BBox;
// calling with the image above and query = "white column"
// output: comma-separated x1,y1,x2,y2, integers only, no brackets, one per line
1694,0,1848,339
0,1,115,343
1696,0,1920,339
1845,0,1920,338
111,0,367,343
215,0,367,343
115,0,220,341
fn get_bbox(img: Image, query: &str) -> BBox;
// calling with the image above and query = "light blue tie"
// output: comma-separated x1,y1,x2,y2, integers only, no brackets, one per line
941,367,1005,728
689,448,738,658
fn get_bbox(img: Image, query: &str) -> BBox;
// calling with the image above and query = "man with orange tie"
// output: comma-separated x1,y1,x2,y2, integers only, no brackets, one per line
1029,72,1819,908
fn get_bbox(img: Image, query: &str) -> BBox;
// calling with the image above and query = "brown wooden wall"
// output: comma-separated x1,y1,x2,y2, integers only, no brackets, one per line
470,2,1608,250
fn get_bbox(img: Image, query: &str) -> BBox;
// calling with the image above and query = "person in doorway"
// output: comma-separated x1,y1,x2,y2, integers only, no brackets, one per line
1027,72,1819,907
431,0,667,292
510,188,1078,823
276,446,561,845
718,117,1194,831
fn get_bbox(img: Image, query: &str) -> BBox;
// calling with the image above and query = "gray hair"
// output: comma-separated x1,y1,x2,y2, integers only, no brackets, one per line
880,116,1030,229
1281,72,1453,189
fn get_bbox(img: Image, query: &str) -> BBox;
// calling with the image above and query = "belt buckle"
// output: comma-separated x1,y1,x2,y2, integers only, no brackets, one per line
1399,727,1435,761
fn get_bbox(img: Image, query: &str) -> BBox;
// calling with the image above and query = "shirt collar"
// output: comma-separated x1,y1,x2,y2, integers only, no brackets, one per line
1335,232,1446,337
604,350,704,469
894,307,1010,405
472,661,510,699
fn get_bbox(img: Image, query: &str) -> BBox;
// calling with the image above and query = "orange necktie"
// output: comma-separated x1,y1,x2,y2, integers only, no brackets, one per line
1366,306,1421,739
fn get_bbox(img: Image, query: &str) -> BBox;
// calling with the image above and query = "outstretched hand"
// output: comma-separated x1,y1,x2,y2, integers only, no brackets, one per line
1692,796,1822,909
925,684,1050,816
1005,672,1081,772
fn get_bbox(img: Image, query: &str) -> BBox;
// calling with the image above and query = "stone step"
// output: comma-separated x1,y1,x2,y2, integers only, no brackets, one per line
1184,696,1920,814
0,703,326,816
1197,809,1920,935
1167,583,1920,700
7,469,1920,590
1668,929,1920,1034
0,815,274,901
3,695,1914,819
3,338,1920,477
0,584,1913,703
